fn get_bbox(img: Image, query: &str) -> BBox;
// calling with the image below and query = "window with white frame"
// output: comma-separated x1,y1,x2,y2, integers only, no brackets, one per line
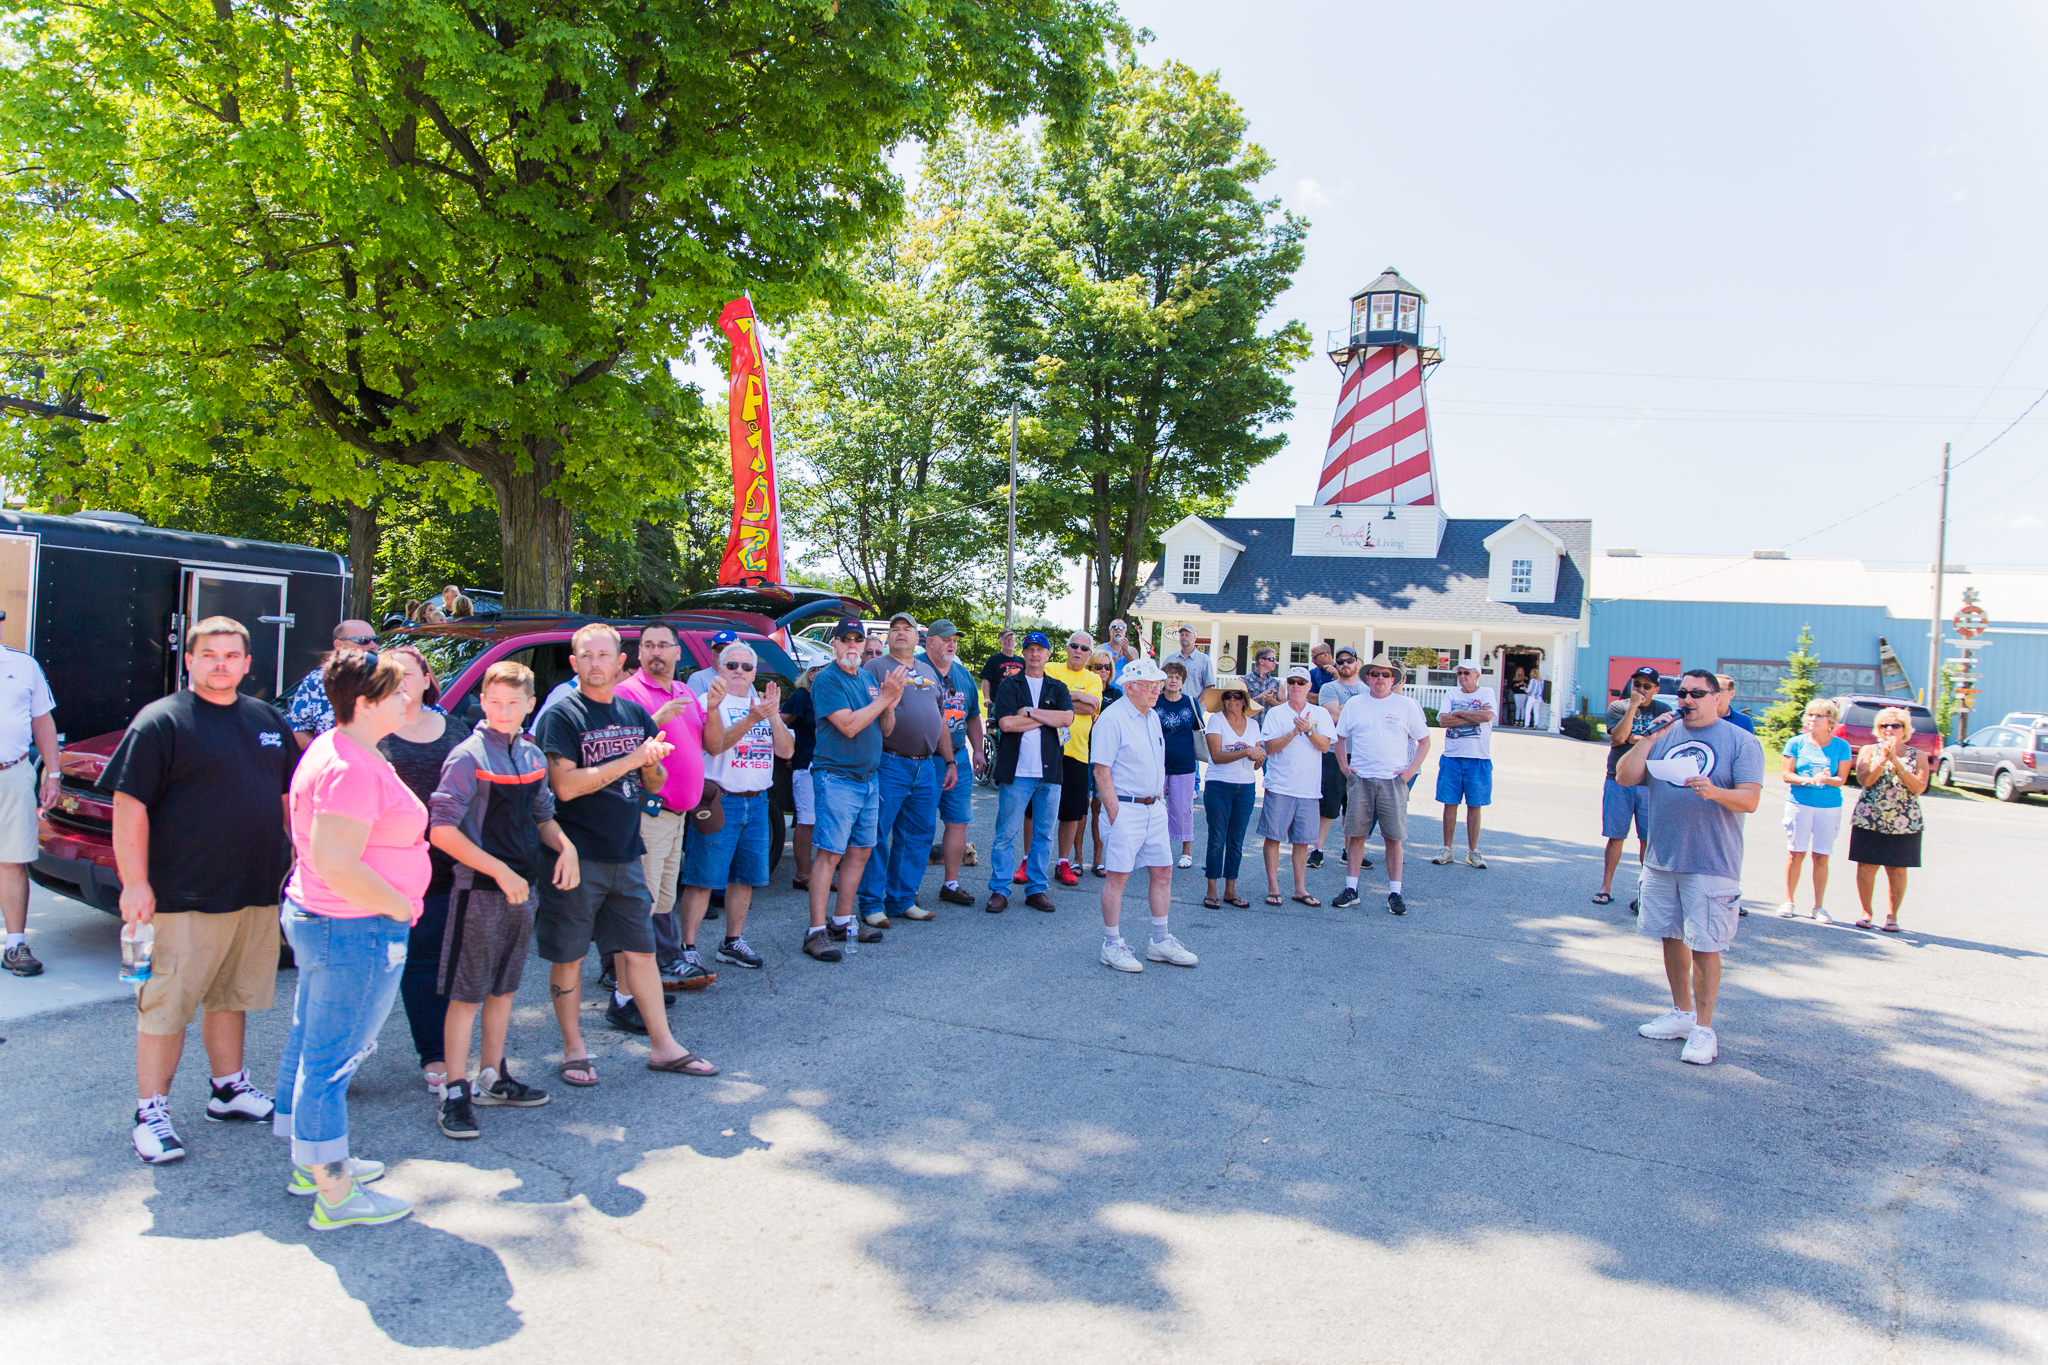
1181,553,1202,586
1290,641,1311,665
1510,558,1533,594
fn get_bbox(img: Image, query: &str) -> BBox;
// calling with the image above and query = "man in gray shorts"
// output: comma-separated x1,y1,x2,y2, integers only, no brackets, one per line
1258,666,1334,905
1615,668,1764,1067
535,623,717,1083
1331,658,1430,915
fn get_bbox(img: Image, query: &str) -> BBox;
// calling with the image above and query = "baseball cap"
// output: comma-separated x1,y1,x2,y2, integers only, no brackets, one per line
1630,665,1660,683
889,611,920,629
1121,658,1166,683
927,619,958,638
830,618,866,641
709,628,738,646
1455,659,1481,673
1285,664,1313,681
1022,630,1051,648
1334,646,1359,662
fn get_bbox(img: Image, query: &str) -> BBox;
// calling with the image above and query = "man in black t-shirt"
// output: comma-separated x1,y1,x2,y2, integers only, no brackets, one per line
103,616,299,1165
1598,666,1675,909
535,623,716,1083
979,629,1025,712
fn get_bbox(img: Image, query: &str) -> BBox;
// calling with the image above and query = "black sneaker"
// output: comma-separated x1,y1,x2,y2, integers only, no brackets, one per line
803,930,843,963
1330,887,1360,909
828,919,884,944
473,1066,549,1107
206,1074,276,1123
1360,858,1374,870
605,996,651,1034
676,950,716,990
598,959,617,993
439,1079,481,1139
716,936,763,969
3,942,43,976
1307,849,1325,870
1629,899,1639,916
1388,892,1408,916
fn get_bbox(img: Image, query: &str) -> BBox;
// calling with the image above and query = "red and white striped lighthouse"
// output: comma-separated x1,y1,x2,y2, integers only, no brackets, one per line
1315,268,1441,507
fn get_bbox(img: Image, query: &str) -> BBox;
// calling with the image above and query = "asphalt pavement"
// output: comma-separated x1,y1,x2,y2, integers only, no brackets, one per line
4,730,2046,1364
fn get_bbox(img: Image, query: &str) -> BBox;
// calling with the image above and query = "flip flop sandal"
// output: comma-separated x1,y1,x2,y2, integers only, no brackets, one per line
646,1050,720,1076
1854,918,1874,928
1880,922,1902,933
1227,896,1251,908
1292,893,1322,907
1591,892,1613,905
556,1056,599,1087
1265,894,1284,906
791,876,809,891
1203,897,1222,909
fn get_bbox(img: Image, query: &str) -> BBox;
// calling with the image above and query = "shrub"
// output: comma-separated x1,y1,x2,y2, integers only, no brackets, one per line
1423,707,1439,727
1560,713,1600,742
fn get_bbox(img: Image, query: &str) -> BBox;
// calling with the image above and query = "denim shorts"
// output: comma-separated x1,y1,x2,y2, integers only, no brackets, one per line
811,769,880,855
1435,756,1493,808
682,789,771,889
1602,779,1650,840
937,754,973,825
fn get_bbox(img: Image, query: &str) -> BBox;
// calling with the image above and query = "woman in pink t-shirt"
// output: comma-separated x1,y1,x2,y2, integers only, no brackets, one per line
272,650,431,1231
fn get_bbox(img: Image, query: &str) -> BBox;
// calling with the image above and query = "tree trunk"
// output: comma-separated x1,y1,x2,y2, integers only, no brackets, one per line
344,497,381,622
482,439,576,610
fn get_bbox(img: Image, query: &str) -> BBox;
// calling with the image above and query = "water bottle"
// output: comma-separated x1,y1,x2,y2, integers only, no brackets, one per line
119,922,154,985
843,919,858,956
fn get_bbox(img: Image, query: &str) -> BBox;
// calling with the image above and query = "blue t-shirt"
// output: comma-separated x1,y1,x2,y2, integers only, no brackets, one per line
780,687,816,771
922,655,982,757
811,662,884,779
1784,733,1851,808
1156,693,1203,774
1724,710,1757,734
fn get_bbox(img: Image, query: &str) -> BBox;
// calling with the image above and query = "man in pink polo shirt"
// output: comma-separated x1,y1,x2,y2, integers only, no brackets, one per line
611,622,707,990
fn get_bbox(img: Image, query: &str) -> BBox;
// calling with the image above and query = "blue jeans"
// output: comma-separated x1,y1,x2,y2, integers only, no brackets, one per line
989,778,1061,896
1204,781,1257,881
860,751,941,914
399,891,450,1068
272,902,410,1169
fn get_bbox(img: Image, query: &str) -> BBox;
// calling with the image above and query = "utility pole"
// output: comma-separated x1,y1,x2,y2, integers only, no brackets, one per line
1005,403,1017,631
1926,441,1950,707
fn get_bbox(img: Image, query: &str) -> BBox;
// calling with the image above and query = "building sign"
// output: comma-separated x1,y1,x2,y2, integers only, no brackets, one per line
1293,505,1442,558
1719,658,1880,713
1321,519,1406,554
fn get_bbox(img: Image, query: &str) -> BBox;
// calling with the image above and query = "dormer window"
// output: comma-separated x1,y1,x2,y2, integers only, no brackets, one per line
1510,559,1533,594
1181,553,1202,586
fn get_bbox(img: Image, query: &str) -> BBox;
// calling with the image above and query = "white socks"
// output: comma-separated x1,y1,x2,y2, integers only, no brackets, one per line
1150,915,1170,944
1345,876,1359,890
1103,927,1122,947
613,989,633,1008
4,932,22,950
1389,880,1403,895
211,1068,246,1089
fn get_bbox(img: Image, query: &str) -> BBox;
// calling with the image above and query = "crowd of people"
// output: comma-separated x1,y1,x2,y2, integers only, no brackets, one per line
0,611,1945,1230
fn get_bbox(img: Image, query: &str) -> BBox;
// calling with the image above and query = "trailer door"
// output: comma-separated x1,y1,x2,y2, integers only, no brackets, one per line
0,531,37,652
181,567,292,701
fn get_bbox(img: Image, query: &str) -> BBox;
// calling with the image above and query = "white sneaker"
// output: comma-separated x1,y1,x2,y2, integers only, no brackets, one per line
132,1095,185,1165
1638,1007,1697,1040
1146,934,1198,967
1428,846,1454,865
1776,901,1798,918
1812,907,1833,925
1680,1025,1719,1065
1176,854,1193,869
1100,938,1144,973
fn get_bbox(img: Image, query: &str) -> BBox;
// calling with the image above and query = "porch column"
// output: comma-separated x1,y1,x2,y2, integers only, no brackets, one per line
1469,628,1484,665
1361,624,1377,662
1550,632,1565,733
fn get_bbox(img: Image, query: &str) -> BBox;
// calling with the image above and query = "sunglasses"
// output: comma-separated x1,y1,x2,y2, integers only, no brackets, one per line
1286,677,1310,685
723,661,756,672
1675,687,1715,699
1364,669,1395,679
1091,664,1113,673
1877,722,1905,731
338,635,376,647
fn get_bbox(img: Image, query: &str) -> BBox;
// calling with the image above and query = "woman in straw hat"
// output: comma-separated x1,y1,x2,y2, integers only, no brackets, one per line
1199,675,1264,908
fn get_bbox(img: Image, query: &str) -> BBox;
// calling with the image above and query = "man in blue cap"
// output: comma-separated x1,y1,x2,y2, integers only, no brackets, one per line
688,630,741,696
985,631,1073,912
858,612,951,926
804,618,906,959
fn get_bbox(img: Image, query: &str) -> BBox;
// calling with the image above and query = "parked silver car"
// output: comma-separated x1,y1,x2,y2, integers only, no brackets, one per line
1937,724,2048,802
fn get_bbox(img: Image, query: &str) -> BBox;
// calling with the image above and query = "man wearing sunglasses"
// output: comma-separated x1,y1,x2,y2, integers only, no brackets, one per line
1615,669,1764,1067
285,618,380,749
611,621,709,989
1599,666,1670,909
807,618,908,960
1259,665,1337,906
1048,633,1104,886
677,641,793,977
858,613,953,927
1331,659,1429,914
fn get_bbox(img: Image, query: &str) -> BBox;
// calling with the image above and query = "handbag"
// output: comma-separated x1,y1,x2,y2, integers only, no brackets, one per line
689,784,725,834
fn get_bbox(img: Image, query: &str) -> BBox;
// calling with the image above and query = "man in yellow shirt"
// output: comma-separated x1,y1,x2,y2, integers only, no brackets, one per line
1046,632,1103,886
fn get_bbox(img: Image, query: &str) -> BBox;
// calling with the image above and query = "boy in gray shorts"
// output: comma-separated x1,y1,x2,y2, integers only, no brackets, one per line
428,661,581,1138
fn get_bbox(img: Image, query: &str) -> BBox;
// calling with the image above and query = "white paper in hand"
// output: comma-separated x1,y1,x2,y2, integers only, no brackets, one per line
1645,756,1704,785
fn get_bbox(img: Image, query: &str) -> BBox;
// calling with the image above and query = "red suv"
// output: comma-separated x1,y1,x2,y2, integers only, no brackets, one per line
1828,695,1942,781
36,601,858,913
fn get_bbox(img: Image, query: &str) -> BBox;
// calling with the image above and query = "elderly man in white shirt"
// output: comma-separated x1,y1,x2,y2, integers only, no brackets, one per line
1088,659,1198,974
1163,625,1215,699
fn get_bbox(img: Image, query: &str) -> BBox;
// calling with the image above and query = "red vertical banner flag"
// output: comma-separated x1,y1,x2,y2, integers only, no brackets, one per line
716,296,786,585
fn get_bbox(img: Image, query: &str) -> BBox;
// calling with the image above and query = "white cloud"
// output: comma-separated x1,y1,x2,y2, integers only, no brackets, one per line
1995,511,2044,531
1295,178,1333,207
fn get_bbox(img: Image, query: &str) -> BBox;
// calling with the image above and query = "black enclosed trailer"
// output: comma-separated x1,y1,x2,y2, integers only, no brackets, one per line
0,510,349,742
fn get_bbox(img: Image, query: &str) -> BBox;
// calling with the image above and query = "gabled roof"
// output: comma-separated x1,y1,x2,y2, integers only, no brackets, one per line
1161,514,1245,553
1133,517,1591,625
1482,514,1567,553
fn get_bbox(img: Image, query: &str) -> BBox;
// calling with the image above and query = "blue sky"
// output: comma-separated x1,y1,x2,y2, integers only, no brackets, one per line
1016,0,2048,621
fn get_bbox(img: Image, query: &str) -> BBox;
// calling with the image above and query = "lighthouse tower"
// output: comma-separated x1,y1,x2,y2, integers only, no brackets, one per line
1315,269,1441,507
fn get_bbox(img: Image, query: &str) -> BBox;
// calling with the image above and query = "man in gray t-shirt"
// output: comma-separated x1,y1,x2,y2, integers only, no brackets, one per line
857,613,955,925
1312,647,1371,864
1615,668,1764,1068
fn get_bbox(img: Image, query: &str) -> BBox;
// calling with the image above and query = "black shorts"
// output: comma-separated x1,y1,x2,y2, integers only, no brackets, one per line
1059,754,1092,822
537,855,654,964
1319,749,1347,819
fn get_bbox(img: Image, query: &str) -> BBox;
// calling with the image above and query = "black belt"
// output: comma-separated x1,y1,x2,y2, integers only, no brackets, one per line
1116,794,1160,805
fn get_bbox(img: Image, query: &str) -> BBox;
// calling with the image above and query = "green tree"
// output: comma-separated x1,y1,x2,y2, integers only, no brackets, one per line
1760,625,1821,754
776,166,1064,626
1935,663,1958,741
0,0,1120,607
967,59,1309,636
